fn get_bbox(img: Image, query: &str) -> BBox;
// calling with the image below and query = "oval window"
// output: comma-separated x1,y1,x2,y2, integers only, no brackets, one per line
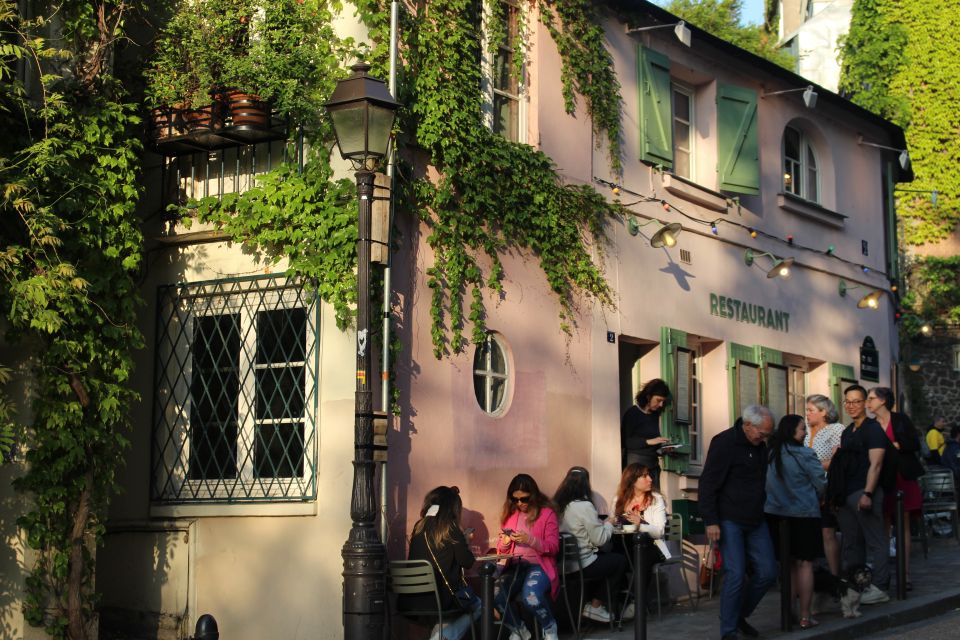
473,333,511,415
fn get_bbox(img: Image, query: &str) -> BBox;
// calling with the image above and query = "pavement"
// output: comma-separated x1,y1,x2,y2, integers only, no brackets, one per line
574,535,960,640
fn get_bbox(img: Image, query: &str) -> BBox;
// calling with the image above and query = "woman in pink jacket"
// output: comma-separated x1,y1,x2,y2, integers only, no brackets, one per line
495,474,561,640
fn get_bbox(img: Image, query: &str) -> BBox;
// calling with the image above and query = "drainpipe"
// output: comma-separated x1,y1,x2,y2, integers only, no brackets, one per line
379,0,399,545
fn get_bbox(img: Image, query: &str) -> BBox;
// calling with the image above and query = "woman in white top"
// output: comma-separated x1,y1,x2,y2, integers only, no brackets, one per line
613,463,667,616
554,467,627,624
804,394,845,577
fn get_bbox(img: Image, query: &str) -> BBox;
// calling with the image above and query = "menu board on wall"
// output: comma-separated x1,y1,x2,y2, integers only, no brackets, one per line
766,364,788,422
737,361,761,417
675,347,693,423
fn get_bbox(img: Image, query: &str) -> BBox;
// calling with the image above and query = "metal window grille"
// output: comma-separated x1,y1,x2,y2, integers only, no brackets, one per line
151,275,319,503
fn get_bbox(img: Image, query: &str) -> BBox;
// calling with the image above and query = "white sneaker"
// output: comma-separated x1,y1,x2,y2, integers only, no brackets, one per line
860,584,890,605
543,624,559,640
621,602,635,621
582,603,612,622
428,623,442,640
889,537,897,557
508,625,531,640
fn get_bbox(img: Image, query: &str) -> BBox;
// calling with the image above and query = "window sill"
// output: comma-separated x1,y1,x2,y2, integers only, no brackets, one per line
778,192,847,228
150,501,317,518
663,173,729,213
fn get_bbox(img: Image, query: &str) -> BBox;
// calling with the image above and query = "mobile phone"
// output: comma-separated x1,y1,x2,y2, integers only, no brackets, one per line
464,527,475,536
502,528,514,535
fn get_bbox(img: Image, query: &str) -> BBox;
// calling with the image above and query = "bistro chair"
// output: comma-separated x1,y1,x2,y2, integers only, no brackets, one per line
388,559,475,640
557,532,615,637
920,470,960,558
650,514,700,617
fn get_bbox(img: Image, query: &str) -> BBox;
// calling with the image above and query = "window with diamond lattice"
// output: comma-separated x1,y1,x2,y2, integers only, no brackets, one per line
152,276,318,503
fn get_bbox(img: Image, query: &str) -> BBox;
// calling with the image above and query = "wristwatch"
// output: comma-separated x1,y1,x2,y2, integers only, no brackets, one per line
863,491,873,498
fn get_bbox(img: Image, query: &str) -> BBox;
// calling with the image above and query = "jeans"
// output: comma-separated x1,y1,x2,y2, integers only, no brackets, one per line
719,520,777,636
836,488,889,589
495,562,556,634
438,588,481,640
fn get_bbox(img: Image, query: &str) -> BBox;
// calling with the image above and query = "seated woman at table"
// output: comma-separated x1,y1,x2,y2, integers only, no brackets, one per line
554,466,627,624
402,486,480,640
495,473,561,640
613,463,667,613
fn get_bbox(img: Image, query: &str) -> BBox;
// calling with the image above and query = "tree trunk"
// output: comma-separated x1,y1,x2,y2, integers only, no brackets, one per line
67,469,94,640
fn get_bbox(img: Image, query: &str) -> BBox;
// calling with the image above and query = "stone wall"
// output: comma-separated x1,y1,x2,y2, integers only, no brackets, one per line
903,331,960,427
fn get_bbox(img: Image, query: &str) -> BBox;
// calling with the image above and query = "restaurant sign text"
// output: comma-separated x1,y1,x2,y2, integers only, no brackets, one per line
709,293,790,333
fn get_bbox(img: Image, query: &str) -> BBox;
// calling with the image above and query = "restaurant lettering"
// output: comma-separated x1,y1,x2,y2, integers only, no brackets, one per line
709,293,790,333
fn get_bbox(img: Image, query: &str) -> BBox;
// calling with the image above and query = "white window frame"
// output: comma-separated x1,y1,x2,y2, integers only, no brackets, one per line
783,125,820,203
481,0,526,143
473,332,511,416
788,365,807,416
671,83,695,180
153,279,318,503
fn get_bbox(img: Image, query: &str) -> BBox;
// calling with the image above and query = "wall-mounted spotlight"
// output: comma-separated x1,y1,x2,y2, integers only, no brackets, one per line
626,20,692,47
627,217,682,248
838,279,884,309
744,249,794,278
762,84,818,109
920,323,932,336
895,187,939,207
857,136,911,171
907,358,923,373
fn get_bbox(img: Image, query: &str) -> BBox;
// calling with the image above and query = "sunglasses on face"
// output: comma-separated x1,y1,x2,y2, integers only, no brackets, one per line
511,495,531,504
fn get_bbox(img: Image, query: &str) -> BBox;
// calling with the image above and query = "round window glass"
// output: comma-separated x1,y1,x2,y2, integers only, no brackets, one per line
473,333,510,415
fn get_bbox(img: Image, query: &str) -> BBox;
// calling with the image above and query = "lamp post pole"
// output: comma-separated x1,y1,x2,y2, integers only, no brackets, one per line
325,62,399,640
342,165,385,639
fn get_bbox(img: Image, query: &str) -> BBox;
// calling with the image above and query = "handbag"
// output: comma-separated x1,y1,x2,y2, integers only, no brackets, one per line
426,539,476,611
699,542,722,591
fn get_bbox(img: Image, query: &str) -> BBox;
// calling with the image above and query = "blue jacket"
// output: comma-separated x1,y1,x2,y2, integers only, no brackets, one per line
765,444,826,518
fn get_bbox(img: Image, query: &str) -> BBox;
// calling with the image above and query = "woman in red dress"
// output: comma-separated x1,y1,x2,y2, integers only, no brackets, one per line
866,386,924,590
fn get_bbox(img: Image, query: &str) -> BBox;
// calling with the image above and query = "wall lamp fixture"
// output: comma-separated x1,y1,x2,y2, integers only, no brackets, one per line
627,217,682,248
744,249,794,278
626,20,692,47
762,85,818,109
857,136,911,171
838,279,884,309
895,187,938,207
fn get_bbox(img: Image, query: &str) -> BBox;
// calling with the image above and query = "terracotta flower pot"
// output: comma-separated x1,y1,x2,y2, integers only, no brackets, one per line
227,91,270,129
182,100,226,133
150,107,180,139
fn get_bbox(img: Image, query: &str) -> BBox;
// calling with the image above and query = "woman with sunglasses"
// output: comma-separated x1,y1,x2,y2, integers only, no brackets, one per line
612,463,667,616
495,474,561,640
402,486,480,640
554,466,627,624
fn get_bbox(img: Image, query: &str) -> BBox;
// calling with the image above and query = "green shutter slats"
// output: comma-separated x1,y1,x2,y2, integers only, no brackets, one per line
638,46,673,167
660,327,688,473
717,84,760,195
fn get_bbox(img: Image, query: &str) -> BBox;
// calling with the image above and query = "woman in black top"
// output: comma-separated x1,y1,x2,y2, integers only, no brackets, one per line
621,378,672,486
401,486,480,640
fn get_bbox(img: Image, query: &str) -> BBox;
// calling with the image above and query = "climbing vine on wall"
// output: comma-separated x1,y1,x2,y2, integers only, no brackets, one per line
840,1,960,246
192,0,626,358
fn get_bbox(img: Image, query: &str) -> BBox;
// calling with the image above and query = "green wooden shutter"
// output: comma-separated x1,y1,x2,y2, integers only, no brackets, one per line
756,346,786,422
829,363,857,422
728,342,761,423
660,327,688,473
717,84,760,194
638,46,673,167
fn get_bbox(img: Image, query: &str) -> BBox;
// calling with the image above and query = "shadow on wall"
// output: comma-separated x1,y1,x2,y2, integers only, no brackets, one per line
0,463,28,640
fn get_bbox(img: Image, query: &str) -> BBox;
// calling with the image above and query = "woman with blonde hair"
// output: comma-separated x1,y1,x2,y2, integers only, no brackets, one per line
804,393,845,577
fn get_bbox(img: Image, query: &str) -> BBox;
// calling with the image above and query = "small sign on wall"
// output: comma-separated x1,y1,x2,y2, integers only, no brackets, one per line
860,336,880,382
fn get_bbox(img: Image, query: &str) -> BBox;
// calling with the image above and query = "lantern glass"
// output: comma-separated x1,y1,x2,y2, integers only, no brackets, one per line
367,104,397,158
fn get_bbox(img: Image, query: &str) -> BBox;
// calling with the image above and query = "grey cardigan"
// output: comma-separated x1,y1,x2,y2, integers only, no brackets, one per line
559,499,613,571
764,444,826,518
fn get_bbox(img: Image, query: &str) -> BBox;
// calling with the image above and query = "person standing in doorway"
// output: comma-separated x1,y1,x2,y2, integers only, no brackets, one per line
621,378,671,486
700,405,778,640
835,384,890,604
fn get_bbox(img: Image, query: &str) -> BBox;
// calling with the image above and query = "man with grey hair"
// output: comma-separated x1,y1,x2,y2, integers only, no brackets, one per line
700,405,777,640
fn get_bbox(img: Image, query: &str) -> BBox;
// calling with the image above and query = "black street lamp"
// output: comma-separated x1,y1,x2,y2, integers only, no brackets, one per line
325,62,400,640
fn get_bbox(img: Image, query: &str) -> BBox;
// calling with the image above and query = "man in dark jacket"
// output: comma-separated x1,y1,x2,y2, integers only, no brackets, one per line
700,405,776,640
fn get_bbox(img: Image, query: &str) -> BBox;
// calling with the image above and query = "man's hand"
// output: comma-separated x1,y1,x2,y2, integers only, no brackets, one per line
858,493,872,511
706,524,721,543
